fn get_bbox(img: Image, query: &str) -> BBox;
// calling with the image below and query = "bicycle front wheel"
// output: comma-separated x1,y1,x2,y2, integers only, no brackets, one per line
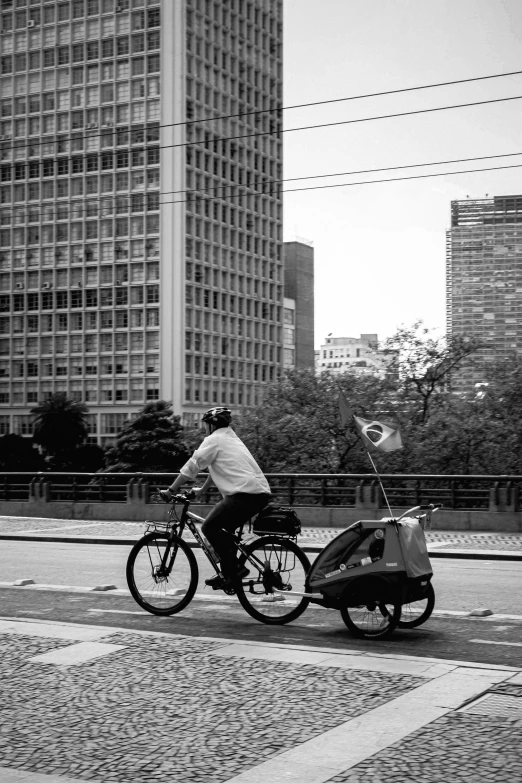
236,536,311,625
126,532,198,616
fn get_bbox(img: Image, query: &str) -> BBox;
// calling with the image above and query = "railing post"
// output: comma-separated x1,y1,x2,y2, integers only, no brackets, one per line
356,480,365,509
370,479,378,505
29,477,38,503
138,477,150,505
451,480,457,509
41,479,50,503
489,481,500,511
288,476,295,506
320,477,327,506
415,480,421,505
127,478,135,503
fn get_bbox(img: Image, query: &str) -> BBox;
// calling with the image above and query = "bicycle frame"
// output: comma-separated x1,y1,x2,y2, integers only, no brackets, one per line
152,497,272,584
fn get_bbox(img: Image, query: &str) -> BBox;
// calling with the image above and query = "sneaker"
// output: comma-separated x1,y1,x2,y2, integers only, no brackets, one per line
205,573,224,589
205,566,250,590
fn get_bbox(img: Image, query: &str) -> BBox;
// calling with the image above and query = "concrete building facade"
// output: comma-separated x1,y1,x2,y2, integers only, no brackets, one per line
0,0,283,442
446,195,522,391
283,239,314,369
315,334,390,377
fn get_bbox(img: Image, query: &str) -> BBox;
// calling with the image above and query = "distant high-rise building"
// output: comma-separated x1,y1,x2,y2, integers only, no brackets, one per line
0,0,283,443
446,196,522,391
316,334,390,377
283,240,314,369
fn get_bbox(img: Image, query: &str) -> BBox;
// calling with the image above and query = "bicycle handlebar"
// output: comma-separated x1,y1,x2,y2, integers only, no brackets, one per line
157,487,197,503
395,503,443,522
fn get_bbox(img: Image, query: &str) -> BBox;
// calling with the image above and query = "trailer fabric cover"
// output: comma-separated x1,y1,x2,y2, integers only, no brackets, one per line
308,526,362,584
398,519,432,578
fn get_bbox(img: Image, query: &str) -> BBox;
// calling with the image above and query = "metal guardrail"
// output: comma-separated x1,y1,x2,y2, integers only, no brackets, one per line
0,472,520,511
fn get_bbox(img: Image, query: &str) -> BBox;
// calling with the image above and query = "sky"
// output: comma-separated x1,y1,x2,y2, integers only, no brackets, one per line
282,0,522,347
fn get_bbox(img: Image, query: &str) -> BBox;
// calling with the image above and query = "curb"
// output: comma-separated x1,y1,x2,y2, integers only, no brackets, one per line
1,532,522,560
1,614,522,673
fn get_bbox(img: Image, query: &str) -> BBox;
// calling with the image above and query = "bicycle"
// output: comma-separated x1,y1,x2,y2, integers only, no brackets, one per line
126,489,311,625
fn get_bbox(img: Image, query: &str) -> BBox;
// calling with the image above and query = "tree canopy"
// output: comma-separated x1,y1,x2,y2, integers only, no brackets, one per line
31,393,89,468
104,401,189,472
234,322,520,475
0,434,44,471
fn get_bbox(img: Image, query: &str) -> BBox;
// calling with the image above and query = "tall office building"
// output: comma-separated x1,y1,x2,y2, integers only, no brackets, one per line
0,0,283,444
446,196,522,391
283,239,314,369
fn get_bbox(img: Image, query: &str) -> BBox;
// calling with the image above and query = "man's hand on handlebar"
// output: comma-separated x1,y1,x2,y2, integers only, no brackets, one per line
158,487,196,503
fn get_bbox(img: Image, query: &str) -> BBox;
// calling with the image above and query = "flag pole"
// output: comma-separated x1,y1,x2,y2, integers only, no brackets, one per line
365,449,394,518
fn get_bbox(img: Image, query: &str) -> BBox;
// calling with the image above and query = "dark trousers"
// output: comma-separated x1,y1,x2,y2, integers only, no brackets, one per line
201,493,271,578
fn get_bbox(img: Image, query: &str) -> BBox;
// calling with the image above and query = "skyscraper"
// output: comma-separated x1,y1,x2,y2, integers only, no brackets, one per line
0,0,283,444
283,239,314,370
446,195,522,391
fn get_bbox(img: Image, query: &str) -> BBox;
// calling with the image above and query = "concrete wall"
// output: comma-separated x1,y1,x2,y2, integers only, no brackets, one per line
2,499,521,532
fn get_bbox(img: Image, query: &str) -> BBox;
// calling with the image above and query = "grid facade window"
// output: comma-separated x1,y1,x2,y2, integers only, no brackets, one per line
0,0,161,436
447,196,522,391
0,0,283,436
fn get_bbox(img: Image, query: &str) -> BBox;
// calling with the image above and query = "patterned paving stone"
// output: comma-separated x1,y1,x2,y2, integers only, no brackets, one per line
0,630,423,783
324,712,522,783
1,516,521,551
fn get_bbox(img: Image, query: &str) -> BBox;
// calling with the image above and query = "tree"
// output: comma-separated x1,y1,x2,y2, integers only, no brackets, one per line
31,393,89,468
68,444,106,472
382,322,482,423
0,434,44,471
104,401,189,472
234,368,393,473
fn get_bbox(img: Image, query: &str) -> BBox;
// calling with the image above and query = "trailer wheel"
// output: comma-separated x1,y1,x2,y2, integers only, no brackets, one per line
340,577,401,639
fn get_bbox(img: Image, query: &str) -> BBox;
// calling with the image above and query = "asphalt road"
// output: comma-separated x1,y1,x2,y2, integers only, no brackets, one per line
0,540,521,668
1,539,521,614
1,586,522,668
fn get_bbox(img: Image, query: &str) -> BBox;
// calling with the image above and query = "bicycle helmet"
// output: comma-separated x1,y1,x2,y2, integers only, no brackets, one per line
201,406,232,427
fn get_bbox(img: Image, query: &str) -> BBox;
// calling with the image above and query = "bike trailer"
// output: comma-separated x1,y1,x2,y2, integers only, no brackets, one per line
305,518,432,608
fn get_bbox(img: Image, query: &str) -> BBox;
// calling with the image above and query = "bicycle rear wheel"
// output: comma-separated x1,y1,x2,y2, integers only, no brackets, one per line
126,532,198,616
236,536,311,625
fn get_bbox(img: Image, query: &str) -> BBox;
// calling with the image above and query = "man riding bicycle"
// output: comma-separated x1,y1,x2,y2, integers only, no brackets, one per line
161,407,271,590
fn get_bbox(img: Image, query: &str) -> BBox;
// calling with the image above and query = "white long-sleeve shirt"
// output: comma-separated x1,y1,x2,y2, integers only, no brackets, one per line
180,427,271,498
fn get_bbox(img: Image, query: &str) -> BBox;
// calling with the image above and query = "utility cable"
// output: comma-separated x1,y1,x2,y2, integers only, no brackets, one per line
1,160,522,221
2,149,522,216
2,67,522,154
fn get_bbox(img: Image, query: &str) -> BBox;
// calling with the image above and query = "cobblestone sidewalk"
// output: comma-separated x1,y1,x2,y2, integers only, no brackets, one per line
0,515,521,555
0,618,520,783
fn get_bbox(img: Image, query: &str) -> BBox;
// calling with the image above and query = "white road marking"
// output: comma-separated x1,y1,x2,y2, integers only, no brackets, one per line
470,639,522,648
88,608,144,615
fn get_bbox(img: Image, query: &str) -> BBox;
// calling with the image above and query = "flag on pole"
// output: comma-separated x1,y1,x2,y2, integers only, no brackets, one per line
353,415,403,452
338,389,403,452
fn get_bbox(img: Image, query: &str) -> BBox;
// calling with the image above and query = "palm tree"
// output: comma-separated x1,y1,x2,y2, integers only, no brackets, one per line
31,393,89,464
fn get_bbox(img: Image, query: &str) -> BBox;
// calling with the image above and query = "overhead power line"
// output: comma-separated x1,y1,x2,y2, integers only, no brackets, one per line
2,67,522,154
2,149,522,214
1,156,522,219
